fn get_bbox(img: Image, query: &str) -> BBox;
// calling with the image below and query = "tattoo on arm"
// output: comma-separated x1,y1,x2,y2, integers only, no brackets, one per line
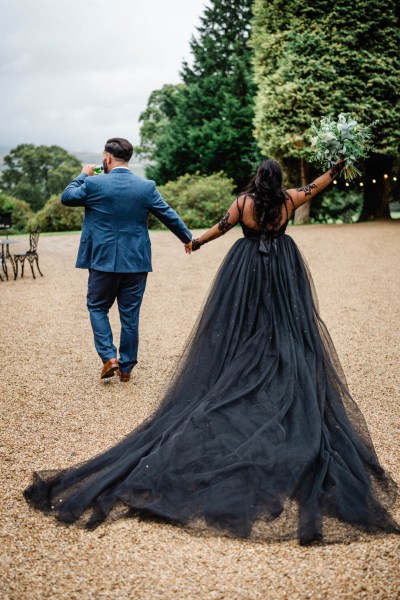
192,211,232,250
296,183,317,197
191,238,203,251
329,162,345,178
218,212,232,233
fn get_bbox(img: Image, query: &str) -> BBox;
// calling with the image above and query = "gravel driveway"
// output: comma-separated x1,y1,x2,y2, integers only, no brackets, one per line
1,221,399,599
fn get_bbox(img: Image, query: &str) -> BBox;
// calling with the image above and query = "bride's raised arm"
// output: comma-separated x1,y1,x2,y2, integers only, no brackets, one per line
185,198,241,253
287,159,345,209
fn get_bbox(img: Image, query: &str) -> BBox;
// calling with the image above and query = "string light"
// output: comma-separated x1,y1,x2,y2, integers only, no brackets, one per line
328,175,398,190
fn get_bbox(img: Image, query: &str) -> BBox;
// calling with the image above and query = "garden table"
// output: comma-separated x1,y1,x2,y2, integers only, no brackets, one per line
0,239,18,281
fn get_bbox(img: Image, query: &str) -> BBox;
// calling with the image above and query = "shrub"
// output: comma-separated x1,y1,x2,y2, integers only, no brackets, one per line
29,196,83,232
151,172,236,229
309,188,363,224
0,193,35,232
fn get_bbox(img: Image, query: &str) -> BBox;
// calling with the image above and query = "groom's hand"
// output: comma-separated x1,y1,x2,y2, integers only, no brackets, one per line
81,164,95,176
185,241,193,254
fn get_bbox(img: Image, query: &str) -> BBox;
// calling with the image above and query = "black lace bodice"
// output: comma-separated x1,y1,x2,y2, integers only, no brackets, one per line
239,220,289,257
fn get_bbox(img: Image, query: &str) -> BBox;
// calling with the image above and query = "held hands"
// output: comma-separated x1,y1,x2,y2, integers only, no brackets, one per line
184,238,202,254
81,164,96,176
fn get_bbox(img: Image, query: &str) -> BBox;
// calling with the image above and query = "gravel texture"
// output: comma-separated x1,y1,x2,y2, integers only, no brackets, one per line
1,221,399,599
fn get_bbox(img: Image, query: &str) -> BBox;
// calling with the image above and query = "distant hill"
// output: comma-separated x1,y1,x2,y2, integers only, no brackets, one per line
0,148,147,178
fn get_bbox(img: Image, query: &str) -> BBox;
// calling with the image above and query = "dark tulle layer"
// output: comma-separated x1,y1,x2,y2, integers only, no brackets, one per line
24,234,400,545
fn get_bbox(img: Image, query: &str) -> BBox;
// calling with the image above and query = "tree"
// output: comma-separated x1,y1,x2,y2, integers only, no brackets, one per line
1,144,82,211
136,0,260,190
135,84,183,167
251,0,400,222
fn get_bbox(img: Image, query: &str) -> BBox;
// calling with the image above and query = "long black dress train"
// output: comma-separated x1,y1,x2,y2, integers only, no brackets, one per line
24,210,400,545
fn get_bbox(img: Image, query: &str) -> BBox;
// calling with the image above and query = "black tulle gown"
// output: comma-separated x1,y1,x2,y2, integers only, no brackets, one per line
24,216,400,545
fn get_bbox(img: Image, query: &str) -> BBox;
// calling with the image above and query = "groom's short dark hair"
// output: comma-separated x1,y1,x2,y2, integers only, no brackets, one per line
105,138,133,162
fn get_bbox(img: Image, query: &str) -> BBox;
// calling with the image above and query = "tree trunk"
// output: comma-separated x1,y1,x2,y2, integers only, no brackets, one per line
294,158,311,224
358,154,393,221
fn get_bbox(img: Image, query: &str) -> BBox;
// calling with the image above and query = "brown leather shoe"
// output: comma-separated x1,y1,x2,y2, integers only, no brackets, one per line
100,358,119,379
116,369,131,382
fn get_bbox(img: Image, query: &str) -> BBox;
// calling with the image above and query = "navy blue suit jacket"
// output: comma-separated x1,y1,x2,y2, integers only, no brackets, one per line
61,168,192,272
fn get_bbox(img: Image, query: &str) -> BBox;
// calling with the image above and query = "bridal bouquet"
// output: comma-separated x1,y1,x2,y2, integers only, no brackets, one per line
309,113,377,181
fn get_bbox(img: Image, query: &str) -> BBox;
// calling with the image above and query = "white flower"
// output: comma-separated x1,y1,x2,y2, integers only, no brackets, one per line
321,131,337,143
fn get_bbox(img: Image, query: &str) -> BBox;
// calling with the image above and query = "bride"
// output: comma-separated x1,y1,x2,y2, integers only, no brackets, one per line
24,158,399,545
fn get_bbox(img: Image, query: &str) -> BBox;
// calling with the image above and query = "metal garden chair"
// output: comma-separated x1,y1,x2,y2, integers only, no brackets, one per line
14,227,44,280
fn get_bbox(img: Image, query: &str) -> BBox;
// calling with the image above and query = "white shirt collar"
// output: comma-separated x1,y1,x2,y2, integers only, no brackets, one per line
111,166,131,171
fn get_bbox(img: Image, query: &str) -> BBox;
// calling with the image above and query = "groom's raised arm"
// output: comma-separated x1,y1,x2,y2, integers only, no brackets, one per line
148,183,192,244
61,173,89,207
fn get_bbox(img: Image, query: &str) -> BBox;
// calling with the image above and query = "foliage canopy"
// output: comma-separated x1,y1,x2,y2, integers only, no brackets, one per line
1,144,81,211
251,0,400,160
251,0,399,220
137,0,260,190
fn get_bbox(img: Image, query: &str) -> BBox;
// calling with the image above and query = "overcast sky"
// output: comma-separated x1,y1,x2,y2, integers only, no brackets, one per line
0,0,207,153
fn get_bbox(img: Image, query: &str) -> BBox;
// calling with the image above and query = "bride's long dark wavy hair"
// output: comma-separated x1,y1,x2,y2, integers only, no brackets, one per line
242,158,289,230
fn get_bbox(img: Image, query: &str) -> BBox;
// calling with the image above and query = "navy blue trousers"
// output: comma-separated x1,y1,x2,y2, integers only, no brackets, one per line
87,270,148,374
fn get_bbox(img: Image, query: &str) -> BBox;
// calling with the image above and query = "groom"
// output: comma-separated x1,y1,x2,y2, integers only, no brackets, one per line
61,137,192,381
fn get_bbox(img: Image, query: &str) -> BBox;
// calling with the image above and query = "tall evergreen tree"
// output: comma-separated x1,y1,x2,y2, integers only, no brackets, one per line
137,0,260,190
251,0,400,221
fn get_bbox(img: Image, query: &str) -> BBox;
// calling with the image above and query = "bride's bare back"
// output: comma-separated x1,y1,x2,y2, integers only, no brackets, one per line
236,194,294,231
